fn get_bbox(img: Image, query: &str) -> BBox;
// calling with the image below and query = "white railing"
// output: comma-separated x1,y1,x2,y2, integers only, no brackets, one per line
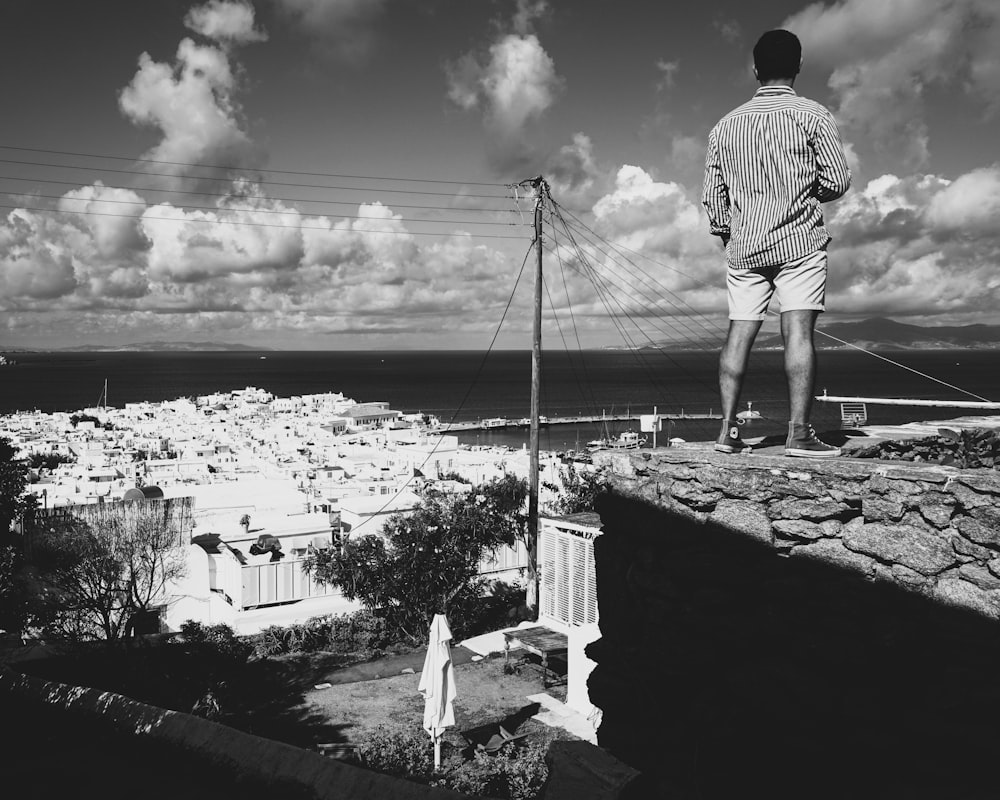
241,557,338,608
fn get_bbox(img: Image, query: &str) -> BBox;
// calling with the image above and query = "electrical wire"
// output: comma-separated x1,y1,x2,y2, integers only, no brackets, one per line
0,157,512,199
0,173,520,214
0,144,509,187
346,240,537,534
0,202,527,239
11,192,530,228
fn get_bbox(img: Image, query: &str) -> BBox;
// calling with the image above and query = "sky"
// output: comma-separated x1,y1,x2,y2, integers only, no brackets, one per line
1,0,999,350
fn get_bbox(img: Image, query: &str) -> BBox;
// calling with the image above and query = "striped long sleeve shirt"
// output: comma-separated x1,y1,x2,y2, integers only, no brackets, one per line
702,85,851,269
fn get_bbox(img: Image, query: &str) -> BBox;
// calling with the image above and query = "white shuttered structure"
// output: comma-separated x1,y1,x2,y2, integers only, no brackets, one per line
539,513,602,630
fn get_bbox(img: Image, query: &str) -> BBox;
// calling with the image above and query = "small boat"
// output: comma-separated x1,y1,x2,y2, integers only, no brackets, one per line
0,355,15,366
736,401,760,421
482,417,508,429
587,431,646,452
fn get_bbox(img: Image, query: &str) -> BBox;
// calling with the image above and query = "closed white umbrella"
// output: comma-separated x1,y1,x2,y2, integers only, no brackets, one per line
417,613,457,769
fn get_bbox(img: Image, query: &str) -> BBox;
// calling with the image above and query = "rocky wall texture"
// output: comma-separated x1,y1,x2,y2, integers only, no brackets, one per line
594,448,1000,618
586,448,1000,799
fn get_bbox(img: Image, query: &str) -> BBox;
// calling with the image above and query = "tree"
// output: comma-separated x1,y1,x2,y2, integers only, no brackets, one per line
305,475,527,641
0,438,36,634
26,497,191,642
543,463,605,515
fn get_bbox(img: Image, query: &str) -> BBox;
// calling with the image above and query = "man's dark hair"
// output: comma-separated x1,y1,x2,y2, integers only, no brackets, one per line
753,29,801,81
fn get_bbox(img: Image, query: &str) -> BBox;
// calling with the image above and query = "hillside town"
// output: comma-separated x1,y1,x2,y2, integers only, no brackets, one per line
1,388,569,635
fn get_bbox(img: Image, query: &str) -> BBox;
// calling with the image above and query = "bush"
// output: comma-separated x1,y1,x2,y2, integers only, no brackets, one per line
357,726,435,782
177,620,252,662
439,741,549,800
247,610,391,658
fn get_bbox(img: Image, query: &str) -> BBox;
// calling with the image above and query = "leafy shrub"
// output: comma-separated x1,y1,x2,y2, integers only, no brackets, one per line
247,610,391,658
439,741,549,800
357,726,435,782
177,620,252,661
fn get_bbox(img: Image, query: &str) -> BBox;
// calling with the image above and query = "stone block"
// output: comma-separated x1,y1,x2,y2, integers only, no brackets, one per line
708,499,773,546
772,519,824,540
951,533,994,561
955,473,1000,494
819,519,843,537
951,482,992,511
932,578,1000,619
862,497,905,523
918,495,955,528
955,516,1000,549
874,562,929,588
669,481,722,511
842,523,956,576
957,564,1000,591
768,498,847,522
789,537,876,577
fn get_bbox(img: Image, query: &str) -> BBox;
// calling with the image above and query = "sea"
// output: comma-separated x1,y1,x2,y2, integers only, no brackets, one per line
1,349,997,451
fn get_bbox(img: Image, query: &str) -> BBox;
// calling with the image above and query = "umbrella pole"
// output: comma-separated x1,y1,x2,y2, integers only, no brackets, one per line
434,734,441,769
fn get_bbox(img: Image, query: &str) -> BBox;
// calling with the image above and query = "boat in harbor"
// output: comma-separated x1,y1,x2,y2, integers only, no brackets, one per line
0,355,15,366
586,430,646,452
736,401,760,421
482,417,508,429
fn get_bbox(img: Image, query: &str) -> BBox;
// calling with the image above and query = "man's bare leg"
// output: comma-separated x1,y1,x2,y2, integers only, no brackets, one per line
781,309,840,456
780,310,819,423
719,319,763,421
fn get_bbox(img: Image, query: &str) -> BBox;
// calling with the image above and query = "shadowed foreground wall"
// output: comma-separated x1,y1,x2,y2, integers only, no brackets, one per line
587,449,1000,799
0,668,474,800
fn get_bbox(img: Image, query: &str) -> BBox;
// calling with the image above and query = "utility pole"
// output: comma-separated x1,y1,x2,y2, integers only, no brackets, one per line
521,175,549,618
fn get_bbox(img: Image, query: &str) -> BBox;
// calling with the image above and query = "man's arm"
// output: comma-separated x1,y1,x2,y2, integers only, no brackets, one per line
702,128,731,238
812,111,851,203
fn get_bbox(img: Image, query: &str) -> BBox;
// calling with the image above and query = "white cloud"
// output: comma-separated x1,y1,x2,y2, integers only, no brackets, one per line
118,37,257,176
446,13,563,174
784,0,1000,168
185,0,268,45
823,168,1000,317
267,0,388,62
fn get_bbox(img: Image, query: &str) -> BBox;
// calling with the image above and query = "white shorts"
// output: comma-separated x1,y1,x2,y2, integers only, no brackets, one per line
727,249,828,321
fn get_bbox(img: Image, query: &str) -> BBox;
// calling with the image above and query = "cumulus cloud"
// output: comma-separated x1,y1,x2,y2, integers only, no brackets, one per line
446,8,563,174
0,183,152,306
784,0,1000,170
267,0,388,62
545,133,612,211
0,174,536,345
824,167,1000,318
185,0,267,45
118,37,258,178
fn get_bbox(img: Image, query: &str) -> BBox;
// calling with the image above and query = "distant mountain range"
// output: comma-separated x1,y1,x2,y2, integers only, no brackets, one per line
55,342,274,352
633,317,1000,351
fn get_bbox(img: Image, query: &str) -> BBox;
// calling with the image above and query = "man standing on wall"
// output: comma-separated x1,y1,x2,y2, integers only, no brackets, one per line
703,29,851,458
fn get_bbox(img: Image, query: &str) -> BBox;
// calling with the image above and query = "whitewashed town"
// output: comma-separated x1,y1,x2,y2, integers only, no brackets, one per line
0,387,584,636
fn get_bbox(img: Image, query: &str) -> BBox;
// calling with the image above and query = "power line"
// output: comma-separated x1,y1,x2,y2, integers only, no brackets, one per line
0,173,520,214
0,144,508,187
9,192,531,228
0,158,513,199
0,202,528,240
347,240,537,534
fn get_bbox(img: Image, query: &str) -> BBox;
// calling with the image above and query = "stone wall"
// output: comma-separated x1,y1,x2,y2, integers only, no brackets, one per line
1,668,474,800
587,448,1000,799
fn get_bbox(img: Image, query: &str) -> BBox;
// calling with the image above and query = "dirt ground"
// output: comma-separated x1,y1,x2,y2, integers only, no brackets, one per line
303,653,570,751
